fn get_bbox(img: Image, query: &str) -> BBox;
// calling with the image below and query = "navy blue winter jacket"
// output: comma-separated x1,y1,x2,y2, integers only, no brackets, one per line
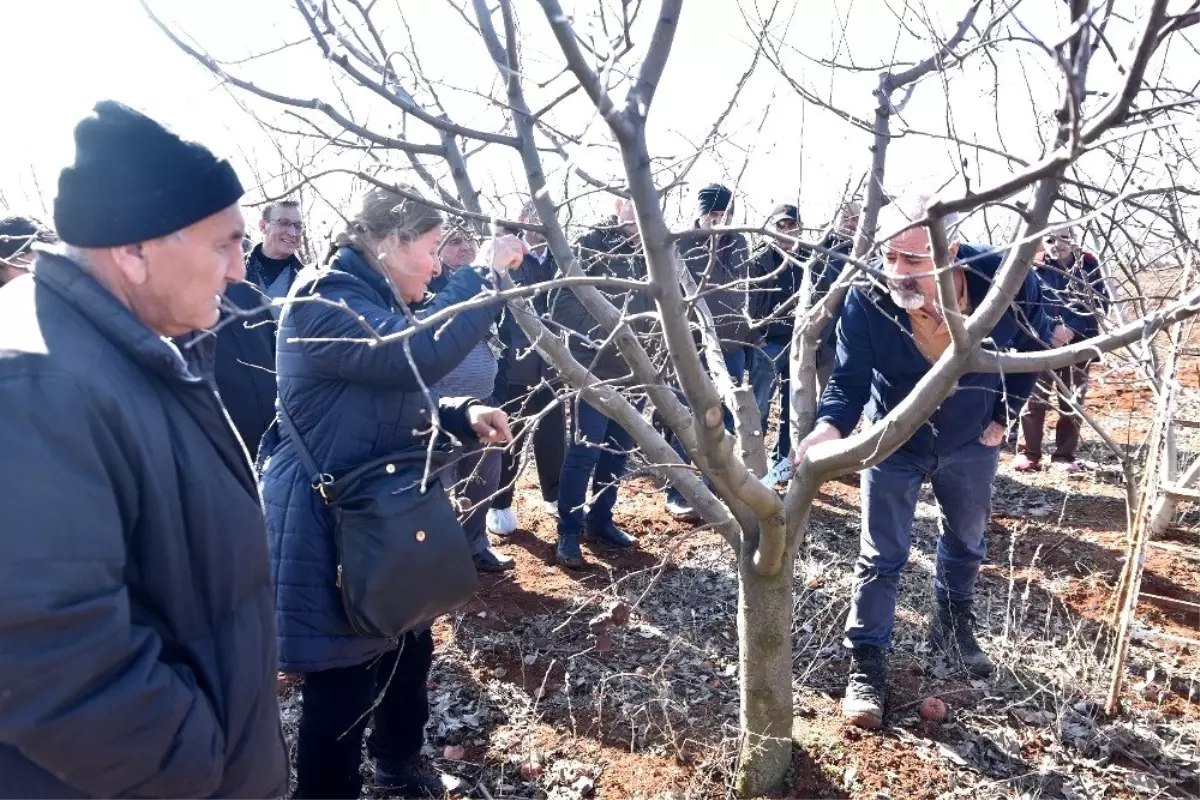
259,245,498,672
0,253,286,798
816,244,1053,456
1034,251,1109,340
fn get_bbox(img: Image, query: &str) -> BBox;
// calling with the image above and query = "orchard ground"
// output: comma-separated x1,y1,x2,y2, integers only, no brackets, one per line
278,362,1199,799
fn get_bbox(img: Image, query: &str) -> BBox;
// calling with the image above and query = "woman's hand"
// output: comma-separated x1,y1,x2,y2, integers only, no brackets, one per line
467,405,512,443
481,234,527,274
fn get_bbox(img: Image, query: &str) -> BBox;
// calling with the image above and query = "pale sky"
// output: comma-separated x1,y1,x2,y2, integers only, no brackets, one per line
1,0,1193,246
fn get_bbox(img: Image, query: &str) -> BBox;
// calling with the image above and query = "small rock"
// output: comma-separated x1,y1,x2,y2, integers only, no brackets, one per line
476,611,488,619
1125,773,1159,794
595,632,613,652
843,765,858,788
443,744,466,760
493,666,507,679
519,760,543,781
572,775,596,797
920,697,948,722
523,653,538,665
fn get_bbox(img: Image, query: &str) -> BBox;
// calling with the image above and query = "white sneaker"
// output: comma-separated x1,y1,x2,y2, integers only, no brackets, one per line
761,457,794,487
666,499,698,520
486,507,518,536
543,500,560,518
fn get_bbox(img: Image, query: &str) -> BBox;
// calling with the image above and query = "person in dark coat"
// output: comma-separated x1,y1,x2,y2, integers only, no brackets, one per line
0,100,287,799
488,200,567,537
0,214,56,285
549,199,650,568
664,183,752,519
1013,227,1110,473
247,198,307,310
751,201,856,487
258,184,521,799
792,194,1060,731
209,199,307,459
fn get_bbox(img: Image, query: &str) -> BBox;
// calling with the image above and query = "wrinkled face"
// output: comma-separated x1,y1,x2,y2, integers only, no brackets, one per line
772,216,800,249
440,232,477,269
382,225,443,303
1044,232,1073,261
698,209,730,229
882,225,958,311
836,204,861,237
259,204,303,259
124,204,247,336
0,250,34,285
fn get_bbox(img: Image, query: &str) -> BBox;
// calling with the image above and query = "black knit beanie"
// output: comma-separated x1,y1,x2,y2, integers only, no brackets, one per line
697,183,733,215
54,101,244,247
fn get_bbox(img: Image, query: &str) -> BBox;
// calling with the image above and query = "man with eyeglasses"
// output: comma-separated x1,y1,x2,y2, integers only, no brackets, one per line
0,215,57,286
249,199,306,311
1012,227,1109,474
790,194,1057,730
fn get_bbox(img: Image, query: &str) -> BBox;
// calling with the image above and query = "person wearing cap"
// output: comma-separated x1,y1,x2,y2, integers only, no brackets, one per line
748,202,807,482
755,200,859,487
791,194,1059,731
1012,227,1110,474
663,183,752,519
0,101,286,797
0,215,56,285
487,199,567,537
430,223,515,573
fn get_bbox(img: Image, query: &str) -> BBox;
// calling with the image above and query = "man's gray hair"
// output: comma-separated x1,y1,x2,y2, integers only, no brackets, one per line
877,193,961,245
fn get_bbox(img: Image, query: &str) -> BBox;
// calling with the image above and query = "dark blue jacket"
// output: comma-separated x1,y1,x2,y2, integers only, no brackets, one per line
211,280,277,458
817,244,1053,456
259,245,498,672
751,231,850,357
497,249,557,387
0,253,286,798
1034,251,1109,339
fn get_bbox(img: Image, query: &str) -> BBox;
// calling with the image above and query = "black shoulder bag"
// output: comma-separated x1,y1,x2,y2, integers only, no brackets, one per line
276,402,478,639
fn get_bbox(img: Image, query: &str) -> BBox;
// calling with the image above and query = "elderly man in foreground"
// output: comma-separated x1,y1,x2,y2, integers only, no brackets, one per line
793,195,1059,730
0,101,286,797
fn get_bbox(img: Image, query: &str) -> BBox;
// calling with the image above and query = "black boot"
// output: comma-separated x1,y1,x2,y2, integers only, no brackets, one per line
929,599,994,677
842,646,887,729
584,521,637,549
374,753,458,797
556,529,586,569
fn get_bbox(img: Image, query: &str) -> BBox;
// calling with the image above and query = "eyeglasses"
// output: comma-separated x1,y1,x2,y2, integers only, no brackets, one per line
269,219,304,234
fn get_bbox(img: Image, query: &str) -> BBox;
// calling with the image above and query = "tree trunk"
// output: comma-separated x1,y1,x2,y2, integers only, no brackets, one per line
734,534,795,797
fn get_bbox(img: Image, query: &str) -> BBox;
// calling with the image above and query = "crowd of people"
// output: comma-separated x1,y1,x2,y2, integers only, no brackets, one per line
0,101,1112,797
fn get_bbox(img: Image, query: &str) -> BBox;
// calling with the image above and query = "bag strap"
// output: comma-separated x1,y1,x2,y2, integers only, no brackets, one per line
276,400,333,499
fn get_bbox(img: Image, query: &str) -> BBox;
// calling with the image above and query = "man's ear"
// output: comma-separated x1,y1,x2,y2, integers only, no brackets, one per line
110,242,150,285
259,217,268,236
948,241,960,262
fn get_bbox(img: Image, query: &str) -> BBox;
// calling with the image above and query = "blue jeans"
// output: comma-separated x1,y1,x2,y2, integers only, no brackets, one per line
844,440,1000,649
664,349,745,505
749,340,790,463
558,399,638,537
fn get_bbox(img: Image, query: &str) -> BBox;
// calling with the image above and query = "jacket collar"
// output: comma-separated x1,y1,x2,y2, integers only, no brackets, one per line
33,250,211,384
247,242,304,272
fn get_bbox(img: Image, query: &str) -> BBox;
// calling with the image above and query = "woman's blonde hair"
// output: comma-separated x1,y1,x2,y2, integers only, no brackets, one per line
329,185,444,300
341,184,444,244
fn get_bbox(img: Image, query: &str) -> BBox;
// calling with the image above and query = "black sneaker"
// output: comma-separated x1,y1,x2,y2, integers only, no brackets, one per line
584,521,637,549
473,547,515,573
375,754,460,797
556,530,586,569
929,600,995,677
842,646,887,729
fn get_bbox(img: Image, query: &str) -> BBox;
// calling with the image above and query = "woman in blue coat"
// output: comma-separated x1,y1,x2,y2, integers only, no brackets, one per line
259,185,524,798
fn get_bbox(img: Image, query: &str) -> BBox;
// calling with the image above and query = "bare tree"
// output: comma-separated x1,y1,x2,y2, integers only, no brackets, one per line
144,0,1200,793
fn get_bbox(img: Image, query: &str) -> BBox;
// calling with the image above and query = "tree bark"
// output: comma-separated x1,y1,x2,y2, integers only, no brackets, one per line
735,529,795,797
